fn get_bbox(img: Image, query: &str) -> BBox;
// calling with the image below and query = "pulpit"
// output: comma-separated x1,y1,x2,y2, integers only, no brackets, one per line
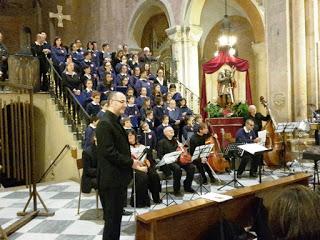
206,117,244,148
8,54,40,92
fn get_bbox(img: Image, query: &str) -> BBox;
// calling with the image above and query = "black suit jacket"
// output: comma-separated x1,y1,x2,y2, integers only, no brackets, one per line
96,110,133,190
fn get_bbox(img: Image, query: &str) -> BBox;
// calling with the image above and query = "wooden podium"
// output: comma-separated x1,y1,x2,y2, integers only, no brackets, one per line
206,117,244,147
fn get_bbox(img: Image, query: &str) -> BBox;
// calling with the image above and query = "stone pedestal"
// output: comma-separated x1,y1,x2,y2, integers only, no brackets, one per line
166,25,203,96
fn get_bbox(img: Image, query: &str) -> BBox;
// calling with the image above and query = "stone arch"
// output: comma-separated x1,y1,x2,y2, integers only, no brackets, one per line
127,0,175,49
184,0,265,43
202,16,258,103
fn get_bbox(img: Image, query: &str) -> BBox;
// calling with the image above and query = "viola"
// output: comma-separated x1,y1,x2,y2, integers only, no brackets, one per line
176,140,192,165
206,129,230,173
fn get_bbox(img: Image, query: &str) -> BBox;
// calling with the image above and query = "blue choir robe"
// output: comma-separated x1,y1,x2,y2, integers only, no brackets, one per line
124,104,140,128
134,79,152,96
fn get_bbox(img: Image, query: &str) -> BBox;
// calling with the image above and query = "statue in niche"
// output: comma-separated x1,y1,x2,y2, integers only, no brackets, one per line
217,66,236,107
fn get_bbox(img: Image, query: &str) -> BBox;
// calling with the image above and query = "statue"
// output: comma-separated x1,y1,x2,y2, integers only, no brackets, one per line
217,66,236,107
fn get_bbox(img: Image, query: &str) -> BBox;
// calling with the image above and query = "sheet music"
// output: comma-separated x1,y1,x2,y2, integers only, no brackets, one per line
201,192,233,202
275,122,287,133
191,144,214,160
238,143,269,155
130,145,147,162
258,130,267,146
156,151,182,167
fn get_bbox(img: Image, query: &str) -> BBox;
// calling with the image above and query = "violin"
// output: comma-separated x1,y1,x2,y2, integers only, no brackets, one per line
206,129,230,173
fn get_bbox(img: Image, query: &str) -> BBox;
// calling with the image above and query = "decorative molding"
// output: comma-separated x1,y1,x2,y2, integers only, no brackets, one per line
272,92,286,107
166,25,203,43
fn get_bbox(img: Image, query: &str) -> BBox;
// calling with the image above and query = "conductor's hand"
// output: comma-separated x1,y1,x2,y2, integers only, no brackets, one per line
253,138,260,143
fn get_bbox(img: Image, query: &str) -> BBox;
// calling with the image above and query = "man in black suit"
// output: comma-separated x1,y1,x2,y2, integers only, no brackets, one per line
96,91,144,240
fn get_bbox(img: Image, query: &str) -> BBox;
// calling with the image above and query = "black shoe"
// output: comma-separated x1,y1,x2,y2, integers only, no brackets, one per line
153,199,163,204
184,188,196,193
210,177,216,184
250,173,258,178
237,173,242,179
122,210,133,216
202,177,208,185
173,191,183,197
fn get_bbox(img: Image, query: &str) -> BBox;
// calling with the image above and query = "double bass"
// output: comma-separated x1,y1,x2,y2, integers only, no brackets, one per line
205,129,230,173
259,96,292,166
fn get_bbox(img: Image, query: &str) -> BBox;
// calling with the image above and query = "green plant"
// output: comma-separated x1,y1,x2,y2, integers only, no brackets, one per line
232,102,249,117
206,103,222,118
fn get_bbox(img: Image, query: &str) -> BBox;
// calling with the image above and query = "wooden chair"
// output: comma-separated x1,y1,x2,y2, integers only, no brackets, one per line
75,158,99,218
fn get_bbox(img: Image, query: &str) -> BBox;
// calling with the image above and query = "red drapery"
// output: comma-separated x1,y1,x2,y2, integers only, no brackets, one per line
200,51,252,118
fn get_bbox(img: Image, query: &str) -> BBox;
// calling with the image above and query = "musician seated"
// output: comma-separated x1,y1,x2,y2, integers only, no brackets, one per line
128,130,161,207
81,137,98,194
189,123,216,184
235,119,260,178
157,126,195,196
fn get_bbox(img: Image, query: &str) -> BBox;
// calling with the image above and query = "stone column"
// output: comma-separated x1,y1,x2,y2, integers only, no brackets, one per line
166,25,203,96
305,0,319,114
251,42,267,112
265,0,292,122
291,0,308,120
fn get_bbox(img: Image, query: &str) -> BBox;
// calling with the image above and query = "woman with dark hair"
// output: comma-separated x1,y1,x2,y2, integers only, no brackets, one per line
154,68,168,94
127,130,161,207
86,41,94,51
51,37,67,94
269,185,320,240
151,84,163,105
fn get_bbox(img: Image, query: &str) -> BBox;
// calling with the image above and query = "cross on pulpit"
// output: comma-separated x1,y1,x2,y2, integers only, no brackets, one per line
49,5,71,28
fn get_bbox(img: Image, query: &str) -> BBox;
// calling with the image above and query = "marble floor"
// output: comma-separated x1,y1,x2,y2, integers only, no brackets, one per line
0,165,314,240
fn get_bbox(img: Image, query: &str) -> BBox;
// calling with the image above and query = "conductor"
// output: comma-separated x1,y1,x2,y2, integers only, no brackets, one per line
96,91,145,240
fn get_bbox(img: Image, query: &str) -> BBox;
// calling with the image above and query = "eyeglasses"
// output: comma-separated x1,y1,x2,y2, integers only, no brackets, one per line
112,99,126,104
248,124,254,126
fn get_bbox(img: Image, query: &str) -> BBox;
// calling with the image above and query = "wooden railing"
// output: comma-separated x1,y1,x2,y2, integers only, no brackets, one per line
46,57,90,145
151,57,200,114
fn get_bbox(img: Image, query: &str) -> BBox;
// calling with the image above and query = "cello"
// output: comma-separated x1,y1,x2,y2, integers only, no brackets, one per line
206,128,230,173
259,96,292,166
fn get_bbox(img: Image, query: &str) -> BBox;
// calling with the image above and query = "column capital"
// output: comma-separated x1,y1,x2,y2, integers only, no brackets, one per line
166,25,203,43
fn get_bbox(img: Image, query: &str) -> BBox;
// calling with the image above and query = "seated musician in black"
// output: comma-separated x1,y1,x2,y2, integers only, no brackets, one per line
244,105,270,135
81,135,97,193
189,123,216,184
235,119,260,178
157,126,195,196
128,129,161,206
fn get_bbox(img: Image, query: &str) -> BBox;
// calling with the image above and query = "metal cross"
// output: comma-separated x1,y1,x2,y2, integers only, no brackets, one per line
49,5,71,28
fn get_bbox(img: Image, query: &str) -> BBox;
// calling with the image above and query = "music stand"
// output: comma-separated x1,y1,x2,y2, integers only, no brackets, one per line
155,151,182,206
276,122,297,171
190,144,214,199
218,143,244,190
237,143,272,183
